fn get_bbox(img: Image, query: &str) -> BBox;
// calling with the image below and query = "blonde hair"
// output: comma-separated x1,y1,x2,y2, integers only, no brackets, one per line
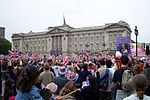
68,66,74,71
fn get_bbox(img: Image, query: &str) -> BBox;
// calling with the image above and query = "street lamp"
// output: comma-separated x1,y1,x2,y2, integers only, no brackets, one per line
134,26,139,57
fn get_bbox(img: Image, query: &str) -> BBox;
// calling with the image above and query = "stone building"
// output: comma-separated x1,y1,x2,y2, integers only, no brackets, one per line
0,27,5,38
11,20,131,55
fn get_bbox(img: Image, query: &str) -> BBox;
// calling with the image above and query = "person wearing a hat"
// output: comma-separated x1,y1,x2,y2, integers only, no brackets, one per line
40,82,58,100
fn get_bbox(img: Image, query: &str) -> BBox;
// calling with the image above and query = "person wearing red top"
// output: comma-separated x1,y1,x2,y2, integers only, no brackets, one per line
114,51,122,69
87,61,95,74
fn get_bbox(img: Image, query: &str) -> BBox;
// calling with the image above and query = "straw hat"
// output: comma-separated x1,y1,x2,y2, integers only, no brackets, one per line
46,82,58,93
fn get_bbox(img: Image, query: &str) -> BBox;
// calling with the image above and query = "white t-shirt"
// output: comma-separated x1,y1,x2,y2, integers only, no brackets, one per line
108,68,115,76
123,94,150,100
52,65,60,77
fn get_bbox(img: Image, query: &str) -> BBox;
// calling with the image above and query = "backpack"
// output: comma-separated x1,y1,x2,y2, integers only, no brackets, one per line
121,69,134,92
99,68,110,91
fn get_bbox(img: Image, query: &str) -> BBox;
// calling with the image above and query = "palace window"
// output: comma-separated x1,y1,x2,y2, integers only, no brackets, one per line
30,47,32,52
75,37,77,43
91,37,94,41
91,43,94,50
85,37,88,41
109,35,112,41
80,44,82,50
79,37,81,41
34,47,36,52
96,43,100,50
69,44,72,50
42,46,44,51
102,36,105,41
109,43,112,47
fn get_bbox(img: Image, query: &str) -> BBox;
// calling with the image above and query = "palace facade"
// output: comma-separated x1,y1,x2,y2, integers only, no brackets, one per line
11,20,131,55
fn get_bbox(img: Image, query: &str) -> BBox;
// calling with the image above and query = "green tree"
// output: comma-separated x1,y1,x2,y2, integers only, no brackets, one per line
0,38,11,55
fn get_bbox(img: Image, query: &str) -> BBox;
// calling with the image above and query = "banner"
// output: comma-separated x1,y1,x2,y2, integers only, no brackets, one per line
115,36,131,55
130,43,145,57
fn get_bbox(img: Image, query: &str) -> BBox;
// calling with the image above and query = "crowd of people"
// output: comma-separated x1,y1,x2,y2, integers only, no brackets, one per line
0,52,150,100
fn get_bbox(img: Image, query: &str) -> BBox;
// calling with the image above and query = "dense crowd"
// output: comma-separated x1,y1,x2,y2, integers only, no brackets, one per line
0,52,150,100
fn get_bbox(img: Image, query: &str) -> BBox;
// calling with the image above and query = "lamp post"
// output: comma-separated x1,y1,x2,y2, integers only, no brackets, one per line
134,26,139,57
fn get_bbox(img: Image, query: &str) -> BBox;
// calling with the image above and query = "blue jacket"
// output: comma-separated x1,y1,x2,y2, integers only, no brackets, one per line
16,86,43,100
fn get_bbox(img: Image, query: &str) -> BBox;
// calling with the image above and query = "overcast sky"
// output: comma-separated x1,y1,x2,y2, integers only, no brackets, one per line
0,0,150,43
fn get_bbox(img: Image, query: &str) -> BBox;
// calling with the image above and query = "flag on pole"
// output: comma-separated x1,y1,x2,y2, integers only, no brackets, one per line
0,54,5,60
63,56,69,65
82,50,89,60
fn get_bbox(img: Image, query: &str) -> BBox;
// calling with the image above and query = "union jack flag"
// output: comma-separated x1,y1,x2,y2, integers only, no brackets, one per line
0,54,5,60
9,50,21,59
82,50,89,60
63,56,69,65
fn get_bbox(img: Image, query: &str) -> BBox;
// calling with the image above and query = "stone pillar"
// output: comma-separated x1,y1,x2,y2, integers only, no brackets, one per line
47,37,49,53
57,36,59,49
47,36,52,52
18,39,22,51
62,35,68,56
105,31,109,49
50,36,53,53
60,36,62,52
54,36,56,49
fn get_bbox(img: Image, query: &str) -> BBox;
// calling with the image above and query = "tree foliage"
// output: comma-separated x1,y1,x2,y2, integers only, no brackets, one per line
0,38,11,55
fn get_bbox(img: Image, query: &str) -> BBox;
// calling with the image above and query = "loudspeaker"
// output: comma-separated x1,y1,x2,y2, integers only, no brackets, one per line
146,46,149,55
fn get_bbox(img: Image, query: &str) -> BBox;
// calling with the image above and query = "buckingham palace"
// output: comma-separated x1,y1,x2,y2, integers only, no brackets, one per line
11,20,131,55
